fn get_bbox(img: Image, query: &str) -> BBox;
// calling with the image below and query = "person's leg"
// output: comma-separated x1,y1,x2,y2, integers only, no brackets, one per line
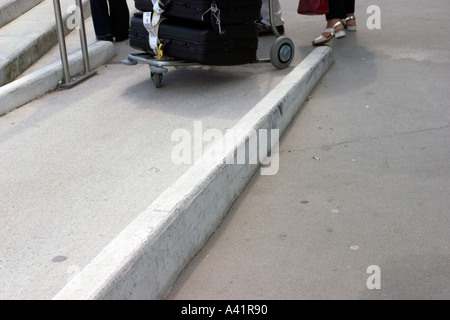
107,0,130,41
344,0,355,14
260,0,284,26
312,0,346,45
343,0,356,30
258,0,284,36
89,0,113,41
326,0,346,20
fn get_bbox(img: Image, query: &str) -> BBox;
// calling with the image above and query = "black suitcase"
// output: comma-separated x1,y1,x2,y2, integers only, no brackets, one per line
129,12,258,66
134,0,154,11
134,0,262,27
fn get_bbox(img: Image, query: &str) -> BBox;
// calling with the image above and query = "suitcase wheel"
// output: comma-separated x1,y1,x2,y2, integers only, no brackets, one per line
151,72,163,88
270,36,295,70
150,66,168,88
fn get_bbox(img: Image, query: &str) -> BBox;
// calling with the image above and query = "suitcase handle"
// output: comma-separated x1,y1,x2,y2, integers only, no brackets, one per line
202,3,224,35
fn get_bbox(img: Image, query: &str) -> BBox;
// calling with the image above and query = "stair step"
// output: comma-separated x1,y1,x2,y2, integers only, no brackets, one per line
0,0,44,28
0,0,91,87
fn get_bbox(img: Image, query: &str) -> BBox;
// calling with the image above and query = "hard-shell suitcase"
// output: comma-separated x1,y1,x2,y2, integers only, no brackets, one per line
129,12,258,66
134,0,153,11
134,0,262,27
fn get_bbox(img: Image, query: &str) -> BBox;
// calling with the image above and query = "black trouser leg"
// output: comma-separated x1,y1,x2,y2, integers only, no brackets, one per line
343,0,355,14
89,0,113,39
108,0,130,40
326,0,347,20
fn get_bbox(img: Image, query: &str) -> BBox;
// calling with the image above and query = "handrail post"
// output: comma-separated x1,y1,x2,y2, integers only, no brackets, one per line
53,0,71,84
53,0,96,89
76,0,91,73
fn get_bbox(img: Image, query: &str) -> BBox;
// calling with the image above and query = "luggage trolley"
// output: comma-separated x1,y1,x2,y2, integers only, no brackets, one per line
122,0,295,88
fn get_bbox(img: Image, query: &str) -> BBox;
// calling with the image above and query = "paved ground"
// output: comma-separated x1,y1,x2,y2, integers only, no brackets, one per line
165,0,450,300
2,0,449,301
1,0,317,300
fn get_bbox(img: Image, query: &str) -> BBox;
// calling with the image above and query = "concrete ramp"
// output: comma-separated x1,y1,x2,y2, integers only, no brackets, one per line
53,47,334,300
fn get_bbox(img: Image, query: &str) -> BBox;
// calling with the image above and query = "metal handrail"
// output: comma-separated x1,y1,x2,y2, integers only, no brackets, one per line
53,0,96,89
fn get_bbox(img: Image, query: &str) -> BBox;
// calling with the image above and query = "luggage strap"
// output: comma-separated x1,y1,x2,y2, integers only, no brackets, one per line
202,3,224,35
143,0,166,58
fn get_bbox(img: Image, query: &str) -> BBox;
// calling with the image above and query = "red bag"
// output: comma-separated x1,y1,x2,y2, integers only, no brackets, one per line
298,0,329,15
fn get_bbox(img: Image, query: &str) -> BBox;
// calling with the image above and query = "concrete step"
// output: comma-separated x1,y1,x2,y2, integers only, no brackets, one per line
0,0,44,28
0,0,91,87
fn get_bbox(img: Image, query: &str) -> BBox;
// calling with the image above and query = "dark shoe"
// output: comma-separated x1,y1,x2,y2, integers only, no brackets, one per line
96,34,113,42
256,22,285,36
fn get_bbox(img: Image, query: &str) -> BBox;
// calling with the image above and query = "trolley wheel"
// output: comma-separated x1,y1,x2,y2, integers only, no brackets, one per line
151,72,163,88
270,36,295,69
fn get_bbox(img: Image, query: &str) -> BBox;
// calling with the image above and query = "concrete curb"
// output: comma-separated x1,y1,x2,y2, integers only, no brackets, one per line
52,46,334,300
0,41,115,116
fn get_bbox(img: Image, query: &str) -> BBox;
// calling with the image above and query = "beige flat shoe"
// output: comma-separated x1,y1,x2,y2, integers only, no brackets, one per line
342,15,357,31
312,21,346,46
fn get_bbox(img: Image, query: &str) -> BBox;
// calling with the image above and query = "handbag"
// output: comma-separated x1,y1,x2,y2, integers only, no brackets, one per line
297,0,329,15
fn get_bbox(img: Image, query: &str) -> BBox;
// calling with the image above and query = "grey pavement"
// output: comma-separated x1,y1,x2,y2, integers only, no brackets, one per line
165,0,450,300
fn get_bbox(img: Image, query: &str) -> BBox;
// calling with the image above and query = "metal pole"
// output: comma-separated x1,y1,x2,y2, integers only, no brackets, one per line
268,0,280,38
53,0,71,84
76,0,91,72
52,0,97,89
